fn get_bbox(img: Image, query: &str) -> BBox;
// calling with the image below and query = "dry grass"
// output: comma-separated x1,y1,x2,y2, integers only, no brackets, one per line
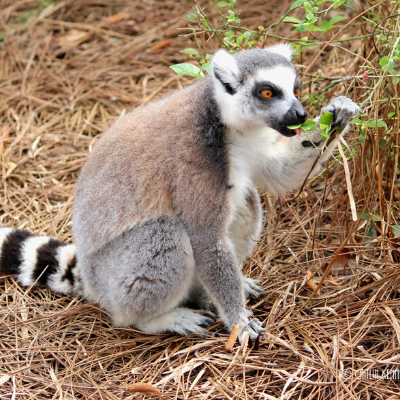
1,0,400,398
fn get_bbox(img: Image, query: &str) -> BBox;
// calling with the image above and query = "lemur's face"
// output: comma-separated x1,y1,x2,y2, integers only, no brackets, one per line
243,67,306,137
212,46,307,136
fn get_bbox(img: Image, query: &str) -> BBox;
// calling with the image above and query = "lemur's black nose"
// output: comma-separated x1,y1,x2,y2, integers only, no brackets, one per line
296,109,307,123
283,101,308,127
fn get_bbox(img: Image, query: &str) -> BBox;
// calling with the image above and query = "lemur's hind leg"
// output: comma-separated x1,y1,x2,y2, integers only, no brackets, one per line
78,216,214,336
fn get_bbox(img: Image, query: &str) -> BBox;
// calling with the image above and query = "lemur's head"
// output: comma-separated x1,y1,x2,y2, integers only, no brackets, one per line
211,44,307,137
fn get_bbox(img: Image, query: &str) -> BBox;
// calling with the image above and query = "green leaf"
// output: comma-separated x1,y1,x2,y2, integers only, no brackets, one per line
306,11,315,20
307,16,344,32
333,0,348,8
169,63,204,78
379,56,389,69
282,16,303,24
186,12,197,19
366,226,377,241
180,48,199,56
225,30,234,39
307,22,328,31
320,111,334,125
392,225,400,236
379,56,396,73
357,210,381,221
287,123,302,129
357,210,368,220
352,118,387,129
330,15,346,24
368,120,387,129
351,117,364,124
301,119,317,131
305,17,318,24
290,0,307,10
304,1,312,11
200,63,211,73
387,59,396,73
217,1,230,6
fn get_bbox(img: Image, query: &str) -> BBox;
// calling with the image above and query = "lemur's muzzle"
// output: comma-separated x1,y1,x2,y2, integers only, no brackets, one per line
285,101,307,125
278,100,308,137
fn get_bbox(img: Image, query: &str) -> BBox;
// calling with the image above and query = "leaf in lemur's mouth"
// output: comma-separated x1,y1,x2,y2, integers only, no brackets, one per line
288,119,317,134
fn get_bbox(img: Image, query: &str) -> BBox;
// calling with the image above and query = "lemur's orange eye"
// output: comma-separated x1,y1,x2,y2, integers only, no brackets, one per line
261,89,273,99
294,88,300,98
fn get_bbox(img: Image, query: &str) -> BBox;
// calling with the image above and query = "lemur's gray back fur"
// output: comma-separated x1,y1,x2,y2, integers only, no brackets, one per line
0,44,359,342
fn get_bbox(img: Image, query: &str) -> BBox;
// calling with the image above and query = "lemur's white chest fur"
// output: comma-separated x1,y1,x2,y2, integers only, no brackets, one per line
226,125,280,222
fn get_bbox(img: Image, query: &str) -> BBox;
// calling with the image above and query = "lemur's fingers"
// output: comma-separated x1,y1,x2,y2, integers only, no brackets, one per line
321,96,360,130
203,310,217,323
238,318,265,342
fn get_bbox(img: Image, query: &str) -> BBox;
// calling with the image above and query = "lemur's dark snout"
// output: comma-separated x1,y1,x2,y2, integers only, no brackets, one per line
295,108,307,123
275,101,308,137
284,101,307,126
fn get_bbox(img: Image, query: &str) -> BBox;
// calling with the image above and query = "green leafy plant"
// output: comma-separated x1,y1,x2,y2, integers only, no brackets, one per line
170,0,261,78
170,0,353,78
283,0,346,34
378,38,400,84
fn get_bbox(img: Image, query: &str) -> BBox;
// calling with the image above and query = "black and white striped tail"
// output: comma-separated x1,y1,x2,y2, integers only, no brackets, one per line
0,227,82,295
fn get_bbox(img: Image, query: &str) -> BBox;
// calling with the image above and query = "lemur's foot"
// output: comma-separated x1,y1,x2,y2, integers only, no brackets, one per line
322,96,360,130
174,309,216,337
136,307,215,337
242,276,263,299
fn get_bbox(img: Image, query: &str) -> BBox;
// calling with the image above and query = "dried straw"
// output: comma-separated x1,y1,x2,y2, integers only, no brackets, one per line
1,0,399,398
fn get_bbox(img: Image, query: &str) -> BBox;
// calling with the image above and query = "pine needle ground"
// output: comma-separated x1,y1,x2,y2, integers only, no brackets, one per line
1,1,399,398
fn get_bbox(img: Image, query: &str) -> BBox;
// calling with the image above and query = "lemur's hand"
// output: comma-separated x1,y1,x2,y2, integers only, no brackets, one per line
301,96,359,149
321,96,360,131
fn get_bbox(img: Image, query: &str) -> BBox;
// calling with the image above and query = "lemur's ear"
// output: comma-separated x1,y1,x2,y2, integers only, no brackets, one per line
212,49,240,95
267,44,293,61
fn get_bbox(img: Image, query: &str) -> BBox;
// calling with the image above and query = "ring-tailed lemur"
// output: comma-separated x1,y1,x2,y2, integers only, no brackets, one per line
0,45,359,342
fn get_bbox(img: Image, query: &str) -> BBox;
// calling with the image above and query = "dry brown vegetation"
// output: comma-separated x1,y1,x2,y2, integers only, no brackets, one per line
1,0,399,398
